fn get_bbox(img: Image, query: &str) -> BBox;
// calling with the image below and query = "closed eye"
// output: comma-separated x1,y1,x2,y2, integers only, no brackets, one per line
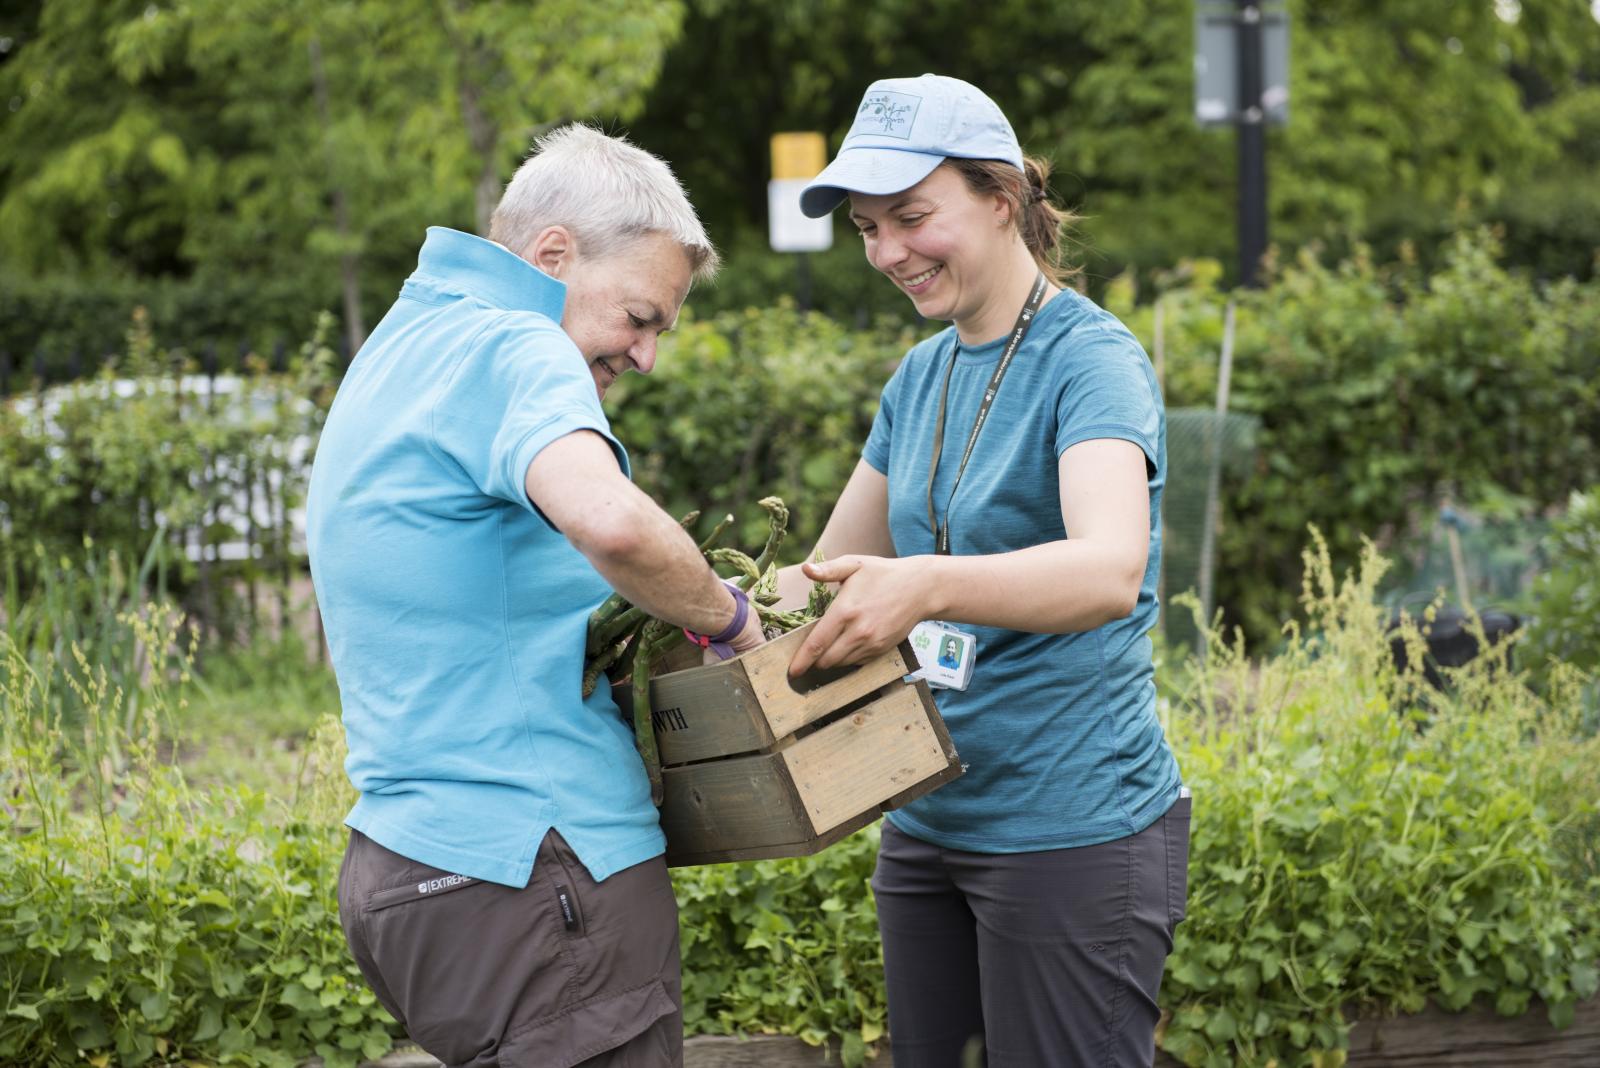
899,213,926,226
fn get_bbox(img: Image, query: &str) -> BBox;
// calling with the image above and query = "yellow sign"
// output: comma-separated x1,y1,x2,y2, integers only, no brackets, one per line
770,132,827,180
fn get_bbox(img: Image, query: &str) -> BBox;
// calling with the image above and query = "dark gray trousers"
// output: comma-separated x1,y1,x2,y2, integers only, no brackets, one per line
338,828,682,1068
871,796,1191,1068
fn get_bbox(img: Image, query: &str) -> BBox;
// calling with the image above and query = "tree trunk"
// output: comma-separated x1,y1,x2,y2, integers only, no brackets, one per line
308,35,367,357
457,72,500,236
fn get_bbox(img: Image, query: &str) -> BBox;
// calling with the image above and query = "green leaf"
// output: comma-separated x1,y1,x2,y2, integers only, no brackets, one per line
1572,963,1599,1000
192,1005,222,1043
1204,1007,1238,1042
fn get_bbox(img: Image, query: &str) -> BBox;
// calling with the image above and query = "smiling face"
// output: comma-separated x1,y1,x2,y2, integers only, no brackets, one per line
848,163,1016,336
533,229,693,401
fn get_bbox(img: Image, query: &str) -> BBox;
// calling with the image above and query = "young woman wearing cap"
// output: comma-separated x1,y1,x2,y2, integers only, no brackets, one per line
777,74,1189,1068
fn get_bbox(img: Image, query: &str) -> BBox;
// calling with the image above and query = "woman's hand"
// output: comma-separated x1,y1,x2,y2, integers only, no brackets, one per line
788,554,935,675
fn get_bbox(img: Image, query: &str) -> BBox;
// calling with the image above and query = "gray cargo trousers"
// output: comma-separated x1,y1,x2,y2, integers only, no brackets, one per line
872,794,1192,1067
338,827,682,1068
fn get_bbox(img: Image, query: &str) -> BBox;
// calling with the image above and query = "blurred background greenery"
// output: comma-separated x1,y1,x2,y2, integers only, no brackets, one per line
3,0,1600,355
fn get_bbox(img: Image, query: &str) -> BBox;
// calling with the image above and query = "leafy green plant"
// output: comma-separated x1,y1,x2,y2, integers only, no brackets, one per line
1157,532,1600,1067
1520,487,1600,730
673,826,887,1068
0,610,400,1068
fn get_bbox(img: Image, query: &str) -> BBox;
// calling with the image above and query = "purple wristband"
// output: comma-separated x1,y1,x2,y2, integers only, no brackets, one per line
708,584,750,643
684,584,750,661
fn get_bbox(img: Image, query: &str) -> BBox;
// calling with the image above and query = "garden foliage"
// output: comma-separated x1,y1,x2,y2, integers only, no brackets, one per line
1107,230,1600,644
1519,486,1600,727
0,608,397,1068
4,535,1597,1066
606,302,913,554
0,310,338,643
1154,534,1600,1065
5,232,1596,652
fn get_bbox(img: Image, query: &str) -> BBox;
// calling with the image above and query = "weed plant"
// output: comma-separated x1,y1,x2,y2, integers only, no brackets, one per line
0,610,398,1067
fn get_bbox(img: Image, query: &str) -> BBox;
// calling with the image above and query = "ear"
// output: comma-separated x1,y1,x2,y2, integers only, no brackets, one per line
525,225,576,278
992,191,1012,228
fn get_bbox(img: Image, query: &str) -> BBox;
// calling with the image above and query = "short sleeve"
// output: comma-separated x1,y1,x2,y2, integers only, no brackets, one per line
861,359,906,475
1054,328,1160,472
429,315,627,513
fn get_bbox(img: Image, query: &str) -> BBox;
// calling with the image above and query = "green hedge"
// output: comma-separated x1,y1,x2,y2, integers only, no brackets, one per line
1108,230,1600,643
606,301,913,554
0,272,337,387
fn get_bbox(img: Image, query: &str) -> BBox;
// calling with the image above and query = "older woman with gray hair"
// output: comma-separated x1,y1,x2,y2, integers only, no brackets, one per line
307,123,762,1068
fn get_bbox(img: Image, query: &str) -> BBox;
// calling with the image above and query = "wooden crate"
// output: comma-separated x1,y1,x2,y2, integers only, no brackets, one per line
646,621,961,867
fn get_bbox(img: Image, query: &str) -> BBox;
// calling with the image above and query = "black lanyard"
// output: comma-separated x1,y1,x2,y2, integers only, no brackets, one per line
926,272,1049,555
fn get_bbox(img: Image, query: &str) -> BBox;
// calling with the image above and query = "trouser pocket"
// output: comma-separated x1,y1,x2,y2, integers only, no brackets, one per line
1165,794,1193,930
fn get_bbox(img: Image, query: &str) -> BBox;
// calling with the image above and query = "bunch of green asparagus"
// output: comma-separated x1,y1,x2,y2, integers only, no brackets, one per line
581,496,833,801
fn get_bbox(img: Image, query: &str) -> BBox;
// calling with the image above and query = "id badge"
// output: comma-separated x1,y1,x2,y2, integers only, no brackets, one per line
907,621,977,691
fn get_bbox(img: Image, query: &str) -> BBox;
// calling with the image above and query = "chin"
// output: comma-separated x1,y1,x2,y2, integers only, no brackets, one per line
911,296,956,322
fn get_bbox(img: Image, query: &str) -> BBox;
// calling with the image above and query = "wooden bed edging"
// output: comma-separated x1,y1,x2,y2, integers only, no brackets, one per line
324,994,1600,1067
325,1035,869,1067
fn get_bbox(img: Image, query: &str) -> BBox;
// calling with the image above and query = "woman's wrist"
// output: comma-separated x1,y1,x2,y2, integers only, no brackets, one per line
913,554,955,621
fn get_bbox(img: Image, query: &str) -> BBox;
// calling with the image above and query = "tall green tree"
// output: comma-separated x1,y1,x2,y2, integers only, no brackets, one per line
628,0,1600,291
0,0,685,352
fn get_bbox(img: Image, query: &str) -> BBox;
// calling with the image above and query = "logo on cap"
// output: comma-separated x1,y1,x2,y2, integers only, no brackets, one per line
853,91,921,140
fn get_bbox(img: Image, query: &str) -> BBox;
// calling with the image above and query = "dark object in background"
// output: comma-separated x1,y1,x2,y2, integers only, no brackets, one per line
1388,606,1520,691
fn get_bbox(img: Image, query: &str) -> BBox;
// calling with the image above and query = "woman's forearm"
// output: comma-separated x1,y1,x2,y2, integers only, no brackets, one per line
922,539,1144,633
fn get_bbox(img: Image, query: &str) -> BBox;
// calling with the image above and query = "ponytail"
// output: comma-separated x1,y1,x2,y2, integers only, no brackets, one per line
946,155,1078,287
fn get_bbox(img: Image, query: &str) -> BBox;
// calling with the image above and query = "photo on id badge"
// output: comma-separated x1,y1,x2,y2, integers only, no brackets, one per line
938,635,962,670
910,620,975,690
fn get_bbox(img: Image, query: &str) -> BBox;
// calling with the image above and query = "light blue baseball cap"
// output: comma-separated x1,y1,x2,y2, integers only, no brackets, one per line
799,74,1024,219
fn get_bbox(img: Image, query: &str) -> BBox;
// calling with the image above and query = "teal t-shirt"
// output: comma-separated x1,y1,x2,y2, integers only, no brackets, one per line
306,227,663,888
863,287,1182,852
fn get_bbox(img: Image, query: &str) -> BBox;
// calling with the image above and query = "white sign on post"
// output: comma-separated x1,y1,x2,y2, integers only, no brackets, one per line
768,133,832,253
768,179,832,252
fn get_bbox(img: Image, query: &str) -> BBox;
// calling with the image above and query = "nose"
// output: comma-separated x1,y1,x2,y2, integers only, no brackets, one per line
629,332,658,375
868,230,907,275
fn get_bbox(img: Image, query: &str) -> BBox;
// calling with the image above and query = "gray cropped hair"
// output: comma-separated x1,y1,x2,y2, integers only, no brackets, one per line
490,124,719,281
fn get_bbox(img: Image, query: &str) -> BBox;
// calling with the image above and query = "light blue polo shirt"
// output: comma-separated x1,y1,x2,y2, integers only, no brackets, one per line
863,287,1182,853
306,227,663,887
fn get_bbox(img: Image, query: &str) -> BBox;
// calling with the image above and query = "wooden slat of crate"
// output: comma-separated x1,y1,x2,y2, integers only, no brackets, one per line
739,622,913,738
661,677,961,867
781,681,956,836
649,621,914,767
868,682,961,813
648,667,770,766
659,751,812,864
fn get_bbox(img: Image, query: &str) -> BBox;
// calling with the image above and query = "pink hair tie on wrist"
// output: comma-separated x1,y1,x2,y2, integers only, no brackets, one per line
683,583,750,661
